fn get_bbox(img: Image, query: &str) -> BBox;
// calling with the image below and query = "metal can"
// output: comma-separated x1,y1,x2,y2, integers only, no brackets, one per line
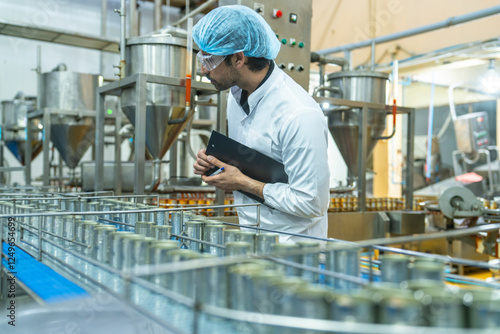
256,233,278,255
168,249,200,297
288,284,329,321
235,231,256,253
124,206,138,227
149,241,180,287
80,221,99,245
267,276,307,315
334,245,360,291
271,243,301,277
185,220,203,252
86,201,101,222
228,262,272,311
223,229,238,244
297,241,320,283
152,225,172,240
93,225,117,262
463,289,500,329
110,231,134,269
61,215,75,245
156,210,167,226
225,241,252,256
122,234,145,270
410,259,444,282
380,254,410,284
416,286,466,327
135,221,154,237
203,223,224,256
247,270,283,314
378,291,425,326
171,211,182,236
329,290,376,323
195,253,227,307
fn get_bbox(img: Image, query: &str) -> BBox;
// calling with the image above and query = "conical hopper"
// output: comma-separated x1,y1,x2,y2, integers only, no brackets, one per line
50,116,95,169
323,70,389,179
327,109,386,178
122,105,194,159
5,140,43,165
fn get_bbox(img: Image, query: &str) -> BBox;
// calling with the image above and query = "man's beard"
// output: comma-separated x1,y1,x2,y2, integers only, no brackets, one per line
207,67,239,91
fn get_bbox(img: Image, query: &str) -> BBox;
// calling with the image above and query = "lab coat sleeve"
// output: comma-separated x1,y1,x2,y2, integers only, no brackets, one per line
262,108,330,218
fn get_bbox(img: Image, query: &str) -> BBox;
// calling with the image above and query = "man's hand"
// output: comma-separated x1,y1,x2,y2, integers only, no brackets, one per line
198,155,265,199
193,149,214,175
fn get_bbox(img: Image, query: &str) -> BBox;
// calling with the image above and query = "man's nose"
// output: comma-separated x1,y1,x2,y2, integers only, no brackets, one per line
200,65,209,75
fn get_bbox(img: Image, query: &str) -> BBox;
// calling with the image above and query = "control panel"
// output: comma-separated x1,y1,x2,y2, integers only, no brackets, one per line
453,112,490,155
219,0,312,90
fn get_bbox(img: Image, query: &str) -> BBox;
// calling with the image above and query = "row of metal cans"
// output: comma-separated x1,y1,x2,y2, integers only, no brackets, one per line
225,261,500,330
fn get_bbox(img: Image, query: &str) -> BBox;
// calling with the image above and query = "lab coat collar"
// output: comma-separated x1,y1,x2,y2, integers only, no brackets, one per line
230,61,279,118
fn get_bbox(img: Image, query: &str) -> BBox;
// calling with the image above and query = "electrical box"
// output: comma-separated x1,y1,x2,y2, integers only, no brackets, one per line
218,0,312,90
453,112,490,155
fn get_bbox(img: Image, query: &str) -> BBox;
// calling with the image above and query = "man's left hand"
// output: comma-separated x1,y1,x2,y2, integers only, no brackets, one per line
202,156,265,198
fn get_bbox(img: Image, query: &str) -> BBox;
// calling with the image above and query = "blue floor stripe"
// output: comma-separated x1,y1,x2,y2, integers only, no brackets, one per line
2,242,89,303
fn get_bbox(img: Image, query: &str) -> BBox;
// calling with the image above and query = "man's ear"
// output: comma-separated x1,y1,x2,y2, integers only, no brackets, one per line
233,52,245,69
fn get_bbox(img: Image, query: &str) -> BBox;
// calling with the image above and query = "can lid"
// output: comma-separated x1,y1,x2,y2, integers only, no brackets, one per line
297,240,320,248
236,231,257,235
381,254,409,262
169,249,201,260
152,240,179,247
185,220,204,225
293,284,329,299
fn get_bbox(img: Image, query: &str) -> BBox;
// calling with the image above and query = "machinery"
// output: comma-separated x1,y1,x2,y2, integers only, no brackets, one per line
0,188,499,333
0,92,42,185
1,2,500,333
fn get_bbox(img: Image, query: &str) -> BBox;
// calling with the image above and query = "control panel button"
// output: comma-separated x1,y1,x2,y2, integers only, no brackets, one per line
297,65,304,72
273,9,283,18
290,38,296,46
298,42,304,48
289,13,298,23
281,38,287,45
278,63,286,69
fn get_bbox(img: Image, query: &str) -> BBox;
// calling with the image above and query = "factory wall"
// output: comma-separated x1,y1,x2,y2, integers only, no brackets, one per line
311,0,500,69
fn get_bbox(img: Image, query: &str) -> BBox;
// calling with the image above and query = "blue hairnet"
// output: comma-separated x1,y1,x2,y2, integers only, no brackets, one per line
193,5,280,60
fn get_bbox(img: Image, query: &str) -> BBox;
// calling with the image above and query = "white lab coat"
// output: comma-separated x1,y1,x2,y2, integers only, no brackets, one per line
227,64,330,243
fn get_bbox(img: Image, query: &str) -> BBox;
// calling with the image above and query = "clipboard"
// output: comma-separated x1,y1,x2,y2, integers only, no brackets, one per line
204,131,288,202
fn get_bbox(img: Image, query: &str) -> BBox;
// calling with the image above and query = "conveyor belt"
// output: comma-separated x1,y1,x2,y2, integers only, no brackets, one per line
1,242,89,303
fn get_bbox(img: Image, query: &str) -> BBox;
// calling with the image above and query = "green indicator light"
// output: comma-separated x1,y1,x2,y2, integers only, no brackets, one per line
298,42,304,48
276,34,279,39
281,38,287,45
107,109,113,115
291,41,296,46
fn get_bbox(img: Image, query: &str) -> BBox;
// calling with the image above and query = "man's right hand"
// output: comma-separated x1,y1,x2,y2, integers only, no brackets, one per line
193,149,216,175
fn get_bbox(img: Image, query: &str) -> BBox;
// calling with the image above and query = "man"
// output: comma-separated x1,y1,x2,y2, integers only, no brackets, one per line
192,5,330,243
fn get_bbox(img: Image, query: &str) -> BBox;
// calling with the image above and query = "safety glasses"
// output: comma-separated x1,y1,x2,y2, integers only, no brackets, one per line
196,51,227,71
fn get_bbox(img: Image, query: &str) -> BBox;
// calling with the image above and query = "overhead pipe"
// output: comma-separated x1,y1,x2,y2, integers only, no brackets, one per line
315,5,500,55
114,0,126,79
172,0,217,27
154,0,162,31
129,0,138,37
310,52,349,71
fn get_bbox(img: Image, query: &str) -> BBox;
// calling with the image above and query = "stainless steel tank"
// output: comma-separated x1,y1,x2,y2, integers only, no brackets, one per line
40,64,101,169
321,71,389,180
1,93,42,165
121,27,196,160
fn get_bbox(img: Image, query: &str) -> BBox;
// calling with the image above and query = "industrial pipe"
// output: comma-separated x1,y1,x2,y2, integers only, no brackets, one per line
172,0,217,27
310,52,349,70
114,0,126,79
315,5,500,55
145,159,162,192
154,0,162,30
